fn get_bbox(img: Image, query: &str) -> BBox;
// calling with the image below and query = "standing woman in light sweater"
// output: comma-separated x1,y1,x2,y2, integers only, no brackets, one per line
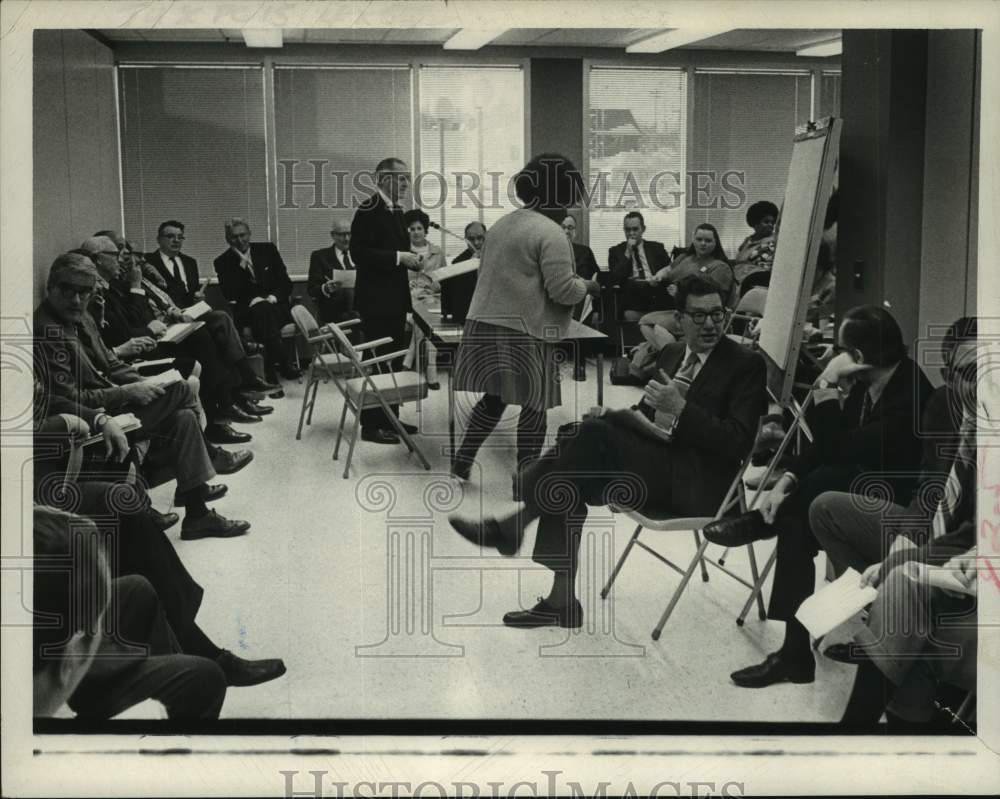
451,153,600,482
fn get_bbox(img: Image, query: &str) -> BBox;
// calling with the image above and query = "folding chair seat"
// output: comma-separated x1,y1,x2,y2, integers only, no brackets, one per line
325,322,430,479
290,305,357,440
600,417,779,640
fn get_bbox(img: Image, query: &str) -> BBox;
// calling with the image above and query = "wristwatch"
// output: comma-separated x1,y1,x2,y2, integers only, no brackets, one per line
92,412,109,431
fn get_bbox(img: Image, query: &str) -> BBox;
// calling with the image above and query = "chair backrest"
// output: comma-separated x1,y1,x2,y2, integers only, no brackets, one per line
290,304,321,339
325,319,365,368
735,287,768,317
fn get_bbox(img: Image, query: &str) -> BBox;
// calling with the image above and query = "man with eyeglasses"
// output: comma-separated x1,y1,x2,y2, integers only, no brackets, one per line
146,220,203,308
608,211,672,320
34,253,253,541
452,221,487,264
308,218,359,325
447,275,767,628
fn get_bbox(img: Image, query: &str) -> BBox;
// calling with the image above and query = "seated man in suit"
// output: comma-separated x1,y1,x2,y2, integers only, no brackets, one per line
213,217,301,383
308,217,359,325
452,221,486,264
145,220,202,308
32,507,230,720
34,253,251,541
705,305,934,688
608,211,672,320
448,276,768,627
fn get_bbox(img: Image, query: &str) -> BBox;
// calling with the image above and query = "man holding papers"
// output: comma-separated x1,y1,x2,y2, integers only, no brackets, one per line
308,218,359,325
35,253,252,541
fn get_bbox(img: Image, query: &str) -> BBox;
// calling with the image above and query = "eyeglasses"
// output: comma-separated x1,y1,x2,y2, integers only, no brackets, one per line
161,234,185,241
55,282,95,299
681,308,727,326
623,226,642,232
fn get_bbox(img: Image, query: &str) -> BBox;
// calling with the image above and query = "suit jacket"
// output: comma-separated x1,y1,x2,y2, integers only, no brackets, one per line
34,301,143,413
93,282,157,348
789,355,934,504
307,244,356,320
349,193,411,318
572,243,599,280
624,336,768,515
453,247,478,264
608,239,670,285
145,250,200,308
213,242,293,314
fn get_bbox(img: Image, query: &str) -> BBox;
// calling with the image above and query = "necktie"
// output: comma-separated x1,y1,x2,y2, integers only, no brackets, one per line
934,419,976,537
859,389,873,427
632,244,647,280
170,257,184,288
342,250,354,270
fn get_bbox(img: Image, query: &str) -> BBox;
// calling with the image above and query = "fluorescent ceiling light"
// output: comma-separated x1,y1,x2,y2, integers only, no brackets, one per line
443,29,507,50
797,39,842,57
243,29,283,48
626,28,733,53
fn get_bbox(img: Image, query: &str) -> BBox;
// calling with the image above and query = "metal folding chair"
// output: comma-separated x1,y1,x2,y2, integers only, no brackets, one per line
289,305,358,441
601,450,769,640
325,322,430,479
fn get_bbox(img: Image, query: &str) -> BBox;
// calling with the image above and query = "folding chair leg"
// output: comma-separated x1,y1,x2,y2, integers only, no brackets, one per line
342,417,362,479
600,523,643,599
737,549,776,626
745,543,767,621
651,537,711,641
718,546,730,566
296,369,314,440
693,529,710,582
333,400,350,461
306,376,320,425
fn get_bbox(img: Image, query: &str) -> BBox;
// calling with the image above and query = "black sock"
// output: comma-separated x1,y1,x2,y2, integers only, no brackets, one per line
180,485,209,518
841,659,892,725
175,621,223,660
780,617,814,665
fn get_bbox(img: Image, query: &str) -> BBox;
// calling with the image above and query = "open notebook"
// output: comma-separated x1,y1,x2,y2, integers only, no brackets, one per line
795,568,879,639
159,320,205,344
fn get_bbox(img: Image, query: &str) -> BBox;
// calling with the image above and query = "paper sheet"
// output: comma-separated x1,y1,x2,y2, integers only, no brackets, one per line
180,300,212,319
329,269,356,289
142,369,183,387
159,321,204,343
434,259,480,282
795,568,879,639
911,563,976,596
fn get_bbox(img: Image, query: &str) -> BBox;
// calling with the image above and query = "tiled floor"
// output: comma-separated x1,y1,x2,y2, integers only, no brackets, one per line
146,361,855,721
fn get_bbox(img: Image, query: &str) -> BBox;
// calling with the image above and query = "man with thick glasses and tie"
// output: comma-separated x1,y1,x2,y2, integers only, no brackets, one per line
148,220,202,308
308,217,359,325
447,275,768,629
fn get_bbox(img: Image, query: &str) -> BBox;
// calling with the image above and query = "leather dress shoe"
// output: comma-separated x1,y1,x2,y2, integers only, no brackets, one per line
215,649,287,687
242,341,264,356
503,597,583,629
823,642,870,664
245,399,273,415
448,514,522,557
147,506,179,531
205,422,252,444
239,375,280,400
219,403,262,424
175,483,228,505
180,509,250,540
212,447,254,475
701,510,773,547
730,652,815,688
361,428,399,445
427,381,441,391
398,421,418,435
280,365,302,380
269,389,285,399
233,397,264,417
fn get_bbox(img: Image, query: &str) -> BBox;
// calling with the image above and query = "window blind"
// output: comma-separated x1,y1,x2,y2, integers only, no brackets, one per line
587,67,688,266
273,66,413,272
418,66,524,260
688,70,812,255
118,66,268,267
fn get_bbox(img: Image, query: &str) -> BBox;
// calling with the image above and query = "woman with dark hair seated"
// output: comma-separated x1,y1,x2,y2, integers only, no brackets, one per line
734,200,779,286
638,222,736,352
450,153,600,483
402,208,446,389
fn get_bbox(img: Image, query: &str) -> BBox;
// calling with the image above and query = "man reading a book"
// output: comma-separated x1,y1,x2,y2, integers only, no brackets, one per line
34,253,251,540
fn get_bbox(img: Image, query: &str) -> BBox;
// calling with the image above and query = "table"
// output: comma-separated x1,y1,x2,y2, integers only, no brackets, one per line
410,300,610,457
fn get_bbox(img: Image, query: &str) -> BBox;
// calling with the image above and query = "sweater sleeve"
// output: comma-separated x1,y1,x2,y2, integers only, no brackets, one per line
539,232,588,308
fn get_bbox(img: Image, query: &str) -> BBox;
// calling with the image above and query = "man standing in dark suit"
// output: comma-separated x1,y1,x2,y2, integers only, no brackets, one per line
704,305,934,688
308,218,359,324
349,157,422,444
608,211,672,318
213,218,300,382
448,276,768,627
146,220,202,308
